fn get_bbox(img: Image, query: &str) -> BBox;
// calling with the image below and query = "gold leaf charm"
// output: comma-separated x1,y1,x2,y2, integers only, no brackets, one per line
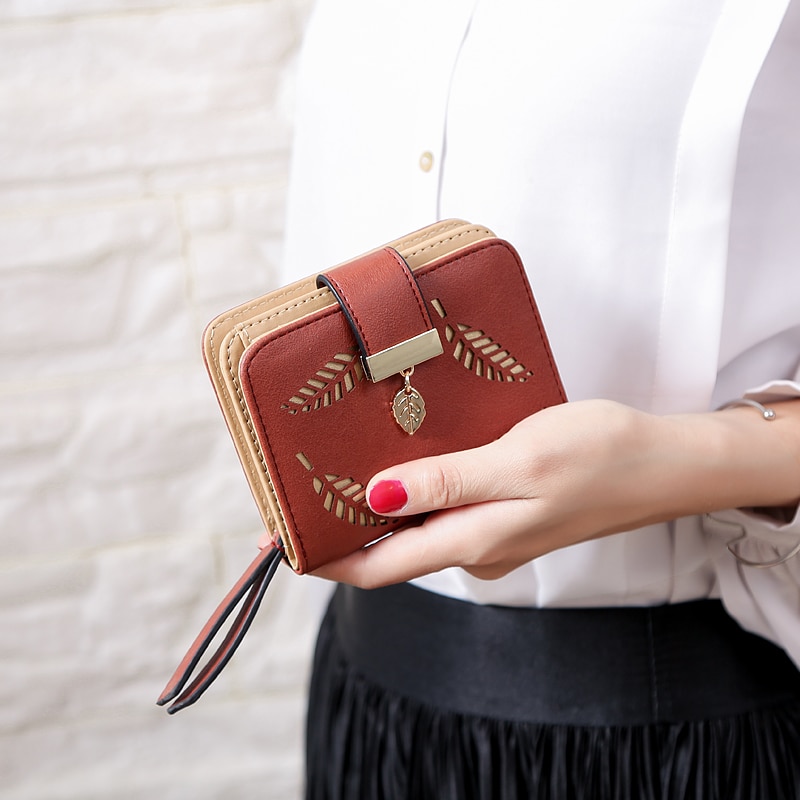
392,368,426,435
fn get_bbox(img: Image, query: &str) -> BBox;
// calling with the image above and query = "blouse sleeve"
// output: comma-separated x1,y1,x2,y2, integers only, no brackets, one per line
703,376,800,666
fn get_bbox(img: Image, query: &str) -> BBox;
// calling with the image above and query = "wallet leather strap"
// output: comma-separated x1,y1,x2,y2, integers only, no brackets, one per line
317,247,443,382
156,544,284,714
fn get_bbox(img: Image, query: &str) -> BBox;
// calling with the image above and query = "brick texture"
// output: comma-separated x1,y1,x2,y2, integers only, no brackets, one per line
0,2,318,797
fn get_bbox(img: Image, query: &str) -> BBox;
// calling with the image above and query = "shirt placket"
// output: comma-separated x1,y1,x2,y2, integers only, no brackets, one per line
652,0,790,413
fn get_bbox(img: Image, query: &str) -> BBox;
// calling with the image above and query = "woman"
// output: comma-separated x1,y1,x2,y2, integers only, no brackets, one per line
281,1,800,797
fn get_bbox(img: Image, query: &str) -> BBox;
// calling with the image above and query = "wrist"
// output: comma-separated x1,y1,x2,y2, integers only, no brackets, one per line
674,401,800,515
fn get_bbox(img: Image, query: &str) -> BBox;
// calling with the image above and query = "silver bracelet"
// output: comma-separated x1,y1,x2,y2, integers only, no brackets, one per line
717,397,777,421
716,398,798,567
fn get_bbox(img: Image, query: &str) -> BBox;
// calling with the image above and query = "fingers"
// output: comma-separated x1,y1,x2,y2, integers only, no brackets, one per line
365,437,526,518
310,512,461,588
312,498,540,589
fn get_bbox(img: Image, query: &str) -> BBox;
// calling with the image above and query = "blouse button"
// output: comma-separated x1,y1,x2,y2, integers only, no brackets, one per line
419,151,434,172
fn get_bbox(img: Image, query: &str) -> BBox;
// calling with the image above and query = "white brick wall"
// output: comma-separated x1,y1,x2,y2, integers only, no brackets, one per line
0,2,320,797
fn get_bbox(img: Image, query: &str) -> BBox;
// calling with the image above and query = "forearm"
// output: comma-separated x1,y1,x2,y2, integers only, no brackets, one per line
559,399,800,541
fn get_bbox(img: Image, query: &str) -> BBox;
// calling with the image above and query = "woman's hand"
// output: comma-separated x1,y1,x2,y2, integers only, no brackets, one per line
310,398,800,588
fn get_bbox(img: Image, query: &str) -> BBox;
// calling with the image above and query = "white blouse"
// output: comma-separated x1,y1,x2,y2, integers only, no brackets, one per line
282,0,800,663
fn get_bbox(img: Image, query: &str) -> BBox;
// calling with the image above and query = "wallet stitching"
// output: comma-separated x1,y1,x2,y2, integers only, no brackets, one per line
405,228,492,259
389,247,432,326
395,220,457,249
209,285,309,332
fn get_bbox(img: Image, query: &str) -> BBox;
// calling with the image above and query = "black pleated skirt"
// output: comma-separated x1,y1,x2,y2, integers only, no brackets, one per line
305,583,800,800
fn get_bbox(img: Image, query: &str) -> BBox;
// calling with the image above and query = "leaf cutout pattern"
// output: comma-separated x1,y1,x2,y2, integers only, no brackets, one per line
282,352,364,414
430,298,533,382
296,452,392,527
392,386,426,435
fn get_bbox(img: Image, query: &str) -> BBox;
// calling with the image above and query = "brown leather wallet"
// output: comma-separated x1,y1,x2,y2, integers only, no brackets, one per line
157,219,566,712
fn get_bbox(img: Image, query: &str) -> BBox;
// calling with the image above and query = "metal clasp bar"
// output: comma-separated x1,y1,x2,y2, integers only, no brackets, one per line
362,328,443,383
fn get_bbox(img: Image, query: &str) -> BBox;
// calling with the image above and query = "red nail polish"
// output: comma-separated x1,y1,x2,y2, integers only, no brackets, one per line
368,480,408,515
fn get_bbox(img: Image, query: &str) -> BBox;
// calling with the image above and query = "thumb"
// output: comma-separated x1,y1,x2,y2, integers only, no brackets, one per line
366,440,518,517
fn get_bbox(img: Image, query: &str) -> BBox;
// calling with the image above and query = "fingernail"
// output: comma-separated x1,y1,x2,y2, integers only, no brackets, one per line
368,480,408,515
